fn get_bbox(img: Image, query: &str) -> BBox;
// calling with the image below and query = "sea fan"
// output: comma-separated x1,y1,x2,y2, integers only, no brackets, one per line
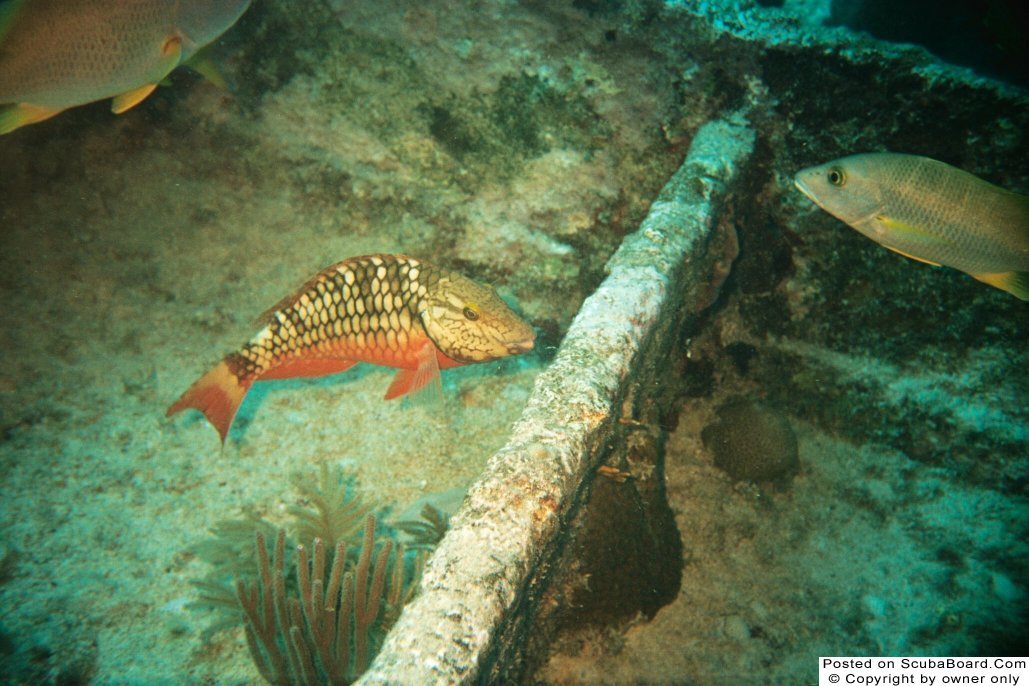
393,504,450,550
289,463,375,549
188,464,427,683
237,514,422,685
189,464,372,631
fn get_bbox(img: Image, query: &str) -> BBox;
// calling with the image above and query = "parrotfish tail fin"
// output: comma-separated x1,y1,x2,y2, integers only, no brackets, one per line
111,35,183,114
384,341,443,402
0,103,62,135
972,271,1029,301
167,359,252,443
0,0,27,44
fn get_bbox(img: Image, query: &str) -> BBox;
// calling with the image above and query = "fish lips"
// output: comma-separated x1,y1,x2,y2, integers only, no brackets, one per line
792,171,821,206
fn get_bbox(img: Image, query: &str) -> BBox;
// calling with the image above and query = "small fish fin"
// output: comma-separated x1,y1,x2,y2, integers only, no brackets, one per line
167,360,251,443
0,103,62,135
413,352,447,411
111,84,159,114
258,357,358,380
384,342,442,401
877,216,954,261
0,0,27,44
876,216,956,266
971,271,1029,301
111,35,183,113
878,216,931,237
882,244,941,267
185,47,231,91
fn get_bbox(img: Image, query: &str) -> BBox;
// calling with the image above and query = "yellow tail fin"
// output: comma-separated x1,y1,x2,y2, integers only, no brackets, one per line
972,271,1029,301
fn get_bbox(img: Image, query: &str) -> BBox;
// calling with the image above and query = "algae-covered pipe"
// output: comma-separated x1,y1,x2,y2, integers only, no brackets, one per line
357,114,755,685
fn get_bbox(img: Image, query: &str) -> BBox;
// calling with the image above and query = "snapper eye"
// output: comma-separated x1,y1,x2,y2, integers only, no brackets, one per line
463,304,480,321
827,167,846,187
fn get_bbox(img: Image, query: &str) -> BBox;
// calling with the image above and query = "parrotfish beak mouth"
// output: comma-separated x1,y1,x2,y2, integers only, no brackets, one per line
507,332,536,355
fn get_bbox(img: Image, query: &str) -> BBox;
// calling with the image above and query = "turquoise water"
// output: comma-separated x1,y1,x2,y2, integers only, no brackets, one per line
1,1,1026,684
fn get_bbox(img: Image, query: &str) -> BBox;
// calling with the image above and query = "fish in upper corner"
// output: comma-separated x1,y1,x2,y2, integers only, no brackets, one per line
167,254,537,442
0,0,252,135
794,152,1029,300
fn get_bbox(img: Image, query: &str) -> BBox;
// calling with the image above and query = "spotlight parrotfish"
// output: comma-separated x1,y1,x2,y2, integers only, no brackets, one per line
0,0,251,134
167,255,536,443
794,152,1029,300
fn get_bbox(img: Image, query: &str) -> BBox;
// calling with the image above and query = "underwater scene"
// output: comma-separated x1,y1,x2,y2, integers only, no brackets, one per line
0,0,1026,684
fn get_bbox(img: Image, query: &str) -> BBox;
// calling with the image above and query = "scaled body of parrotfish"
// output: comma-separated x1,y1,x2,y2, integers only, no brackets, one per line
794,152,1029,300
167,255,536,442
0,0,251,134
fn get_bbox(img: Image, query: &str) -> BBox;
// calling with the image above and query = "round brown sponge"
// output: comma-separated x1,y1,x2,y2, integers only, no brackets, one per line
701,400,799,482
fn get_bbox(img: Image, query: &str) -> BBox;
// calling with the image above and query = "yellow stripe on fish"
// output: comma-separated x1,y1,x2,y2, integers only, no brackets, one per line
794,152,1029,300
0,0,251,134
167,255,536,442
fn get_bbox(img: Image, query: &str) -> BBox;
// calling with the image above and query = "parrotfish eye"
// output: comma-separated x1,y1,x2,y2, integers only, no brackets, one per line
827,167,846,187
463,304,480,321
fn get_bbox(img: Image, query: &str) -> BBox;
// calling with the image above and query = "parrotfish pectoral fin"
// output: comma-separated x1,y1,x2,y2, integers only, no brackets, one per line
167,361,251,443
0,103,62,135
384,341,442,401
972,271,1029,301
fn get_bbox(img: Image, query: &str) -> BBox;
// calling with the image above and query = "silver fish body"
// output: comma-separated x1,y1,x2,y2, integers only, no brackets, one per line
0,0,250,131
795,152,1029,299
